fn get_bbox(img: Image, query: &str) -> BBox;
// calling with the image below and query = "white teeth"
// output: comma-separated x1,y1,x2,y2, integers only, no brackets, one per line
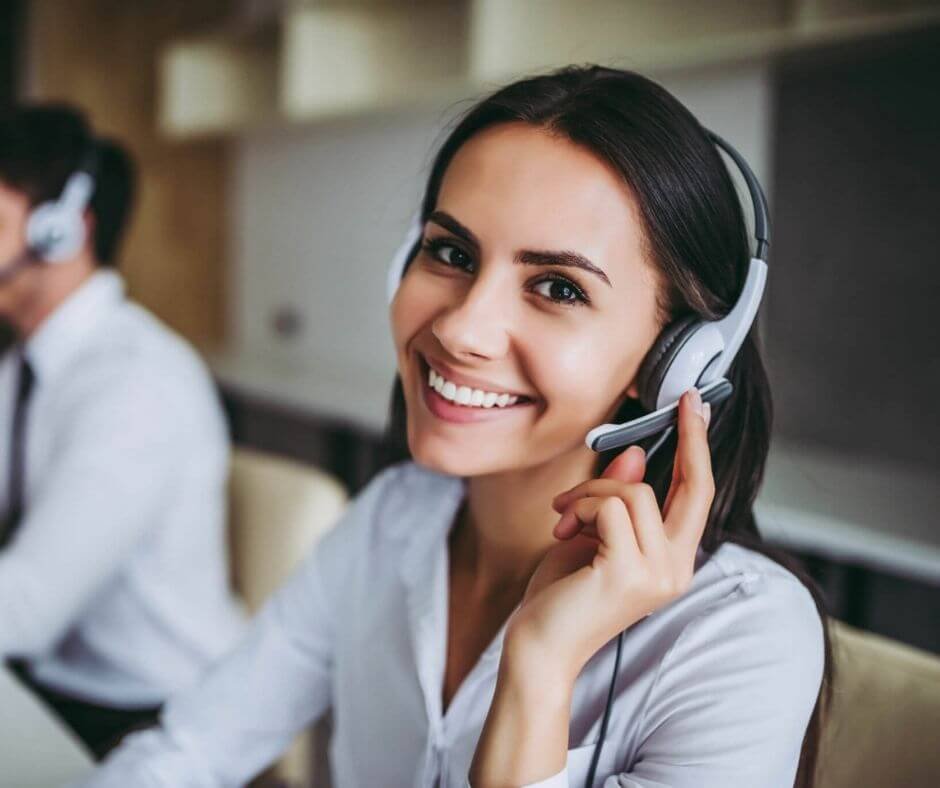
426,363,526,409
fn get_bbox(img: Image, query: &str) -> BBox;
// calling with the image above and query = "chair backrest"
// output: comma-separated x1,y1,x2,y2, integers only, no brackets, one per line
818,620,940,788
228,448,347,788
228,447,347,613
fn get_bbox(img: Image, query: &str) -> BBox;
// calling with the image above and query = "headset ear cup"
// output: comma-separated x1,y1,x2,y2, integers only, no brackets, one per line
635,316,703,412
386,215,424,304
26,201,86,262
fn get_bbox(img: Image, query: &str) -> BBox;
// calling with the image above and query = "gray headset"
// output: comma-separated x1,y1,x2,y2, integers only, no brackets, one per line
386,131,769,453
0,144,99,281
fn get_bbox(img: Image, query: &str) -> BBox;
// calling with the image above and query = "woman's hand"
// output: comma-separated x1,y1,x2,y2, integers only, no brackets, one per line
469,389,714,786
505,387,714,681
470,389,712,786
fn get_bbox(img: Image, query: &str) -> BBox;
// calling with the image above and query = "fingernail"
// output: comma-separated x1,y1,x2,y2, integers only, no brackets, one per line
703,402,711,428
686,387,704,417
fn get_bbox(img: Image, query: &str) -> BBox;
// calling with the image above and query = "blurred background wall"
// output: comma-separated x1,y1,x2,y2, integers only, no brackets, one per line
21,0,231,346
4,0,940,649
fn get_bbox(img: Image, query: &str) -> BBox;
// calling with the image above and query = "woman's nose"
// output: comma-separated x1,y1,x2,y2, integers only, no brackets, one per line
431,274,512,362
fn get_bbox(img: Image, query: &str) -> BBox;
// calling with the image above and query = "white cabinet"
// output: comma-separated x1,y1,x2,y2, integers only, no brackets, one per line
157,0,940,138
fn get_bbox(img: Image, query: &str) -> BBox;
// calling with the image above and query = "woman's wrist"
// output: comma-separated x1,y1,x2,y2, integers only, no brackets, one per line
499,637,577,711
503,618,586,688
470,641,575,787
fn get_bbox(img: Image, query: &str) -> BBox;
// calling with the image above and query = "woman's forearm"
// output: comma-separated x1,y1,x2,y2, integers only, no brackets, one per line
469,639,575,787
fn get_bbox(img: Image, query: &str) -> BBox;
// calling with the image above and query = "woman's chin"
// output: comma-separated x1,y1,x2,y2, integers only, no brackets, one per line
406,432,511,478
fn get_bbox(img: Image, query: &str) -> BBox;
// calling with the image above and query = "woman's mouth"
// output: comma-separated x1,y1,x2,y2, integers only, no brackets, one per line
419,356,535,424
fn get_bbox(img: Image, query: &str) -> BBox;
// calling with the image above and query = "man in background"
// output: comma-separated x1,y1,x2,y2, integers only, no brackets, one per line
0,104,245,758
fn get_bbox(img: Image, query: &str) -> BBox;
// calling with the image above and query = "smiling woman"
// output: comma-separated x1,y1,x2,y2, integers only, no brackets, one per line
81,66,828,788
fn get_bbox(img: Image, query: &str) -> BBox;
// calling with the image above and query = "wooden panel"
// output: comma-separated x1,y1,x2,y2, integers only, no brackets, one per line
24,0,231,348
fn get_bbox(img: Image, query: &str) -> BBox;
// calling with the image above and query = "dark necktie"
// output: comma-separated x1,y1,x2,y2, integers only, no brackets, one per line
0,355,35,550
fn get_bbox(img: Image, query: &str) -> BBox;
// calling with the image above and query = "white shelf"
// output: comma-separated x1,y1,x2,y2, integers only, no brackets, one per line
210,347,393,433
281,3,468,121
757,440,940,586
159,29,278,137
158,0,940,139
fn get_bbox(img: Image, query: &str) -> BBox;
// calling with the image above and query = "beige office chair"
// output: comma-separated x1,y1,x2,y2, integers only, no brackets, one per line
816,620,940,787
228,447,348,788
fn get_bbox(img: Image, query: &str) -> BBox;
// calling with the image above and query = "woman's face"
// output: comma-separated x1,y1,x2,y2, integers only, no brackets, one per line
391,123,664,477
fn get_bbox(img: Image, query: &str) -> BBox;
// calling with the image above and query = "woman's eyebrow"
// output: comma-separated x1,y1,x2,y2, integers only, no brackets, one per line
428,211,479,250
428,209,612,287
516,250,612,287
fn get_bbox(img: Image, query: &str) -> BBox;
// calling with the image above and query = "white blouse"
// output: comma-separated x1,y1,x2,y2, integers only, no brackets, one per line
79,461,824,788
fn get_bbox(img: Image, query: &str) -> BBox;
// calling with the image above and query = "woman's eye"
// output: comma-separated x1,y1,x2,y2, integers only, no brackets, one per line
532,277,588,305
422,238,474,272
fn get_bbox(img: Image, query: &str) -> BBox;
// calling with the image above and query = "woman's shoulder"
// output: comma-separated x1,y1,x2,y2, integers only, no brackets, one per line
657,541,825,684
687,541,823,637
356,460,462,517
704,541,821,617
626,541,826,776
321,460,463,549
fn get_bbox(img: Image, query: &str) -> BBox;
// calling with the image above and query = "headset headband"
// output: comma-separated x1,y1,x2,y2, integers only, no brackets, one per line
707,131,769,260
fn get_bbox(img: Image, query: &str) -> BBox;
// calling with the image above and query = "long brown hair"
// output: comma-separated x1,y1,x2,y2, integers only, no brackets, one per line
382,65,831,786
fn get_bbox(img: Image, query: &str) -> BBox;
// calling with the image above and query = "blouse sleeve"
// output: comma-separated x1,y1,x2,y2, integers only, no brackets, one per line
610,574,824,788
74,466,403,788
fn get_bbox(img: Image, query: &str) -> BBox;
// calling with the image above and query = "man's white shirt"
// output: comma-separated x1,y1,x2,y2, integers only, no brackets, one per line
0,270,245,707
82,460,823,787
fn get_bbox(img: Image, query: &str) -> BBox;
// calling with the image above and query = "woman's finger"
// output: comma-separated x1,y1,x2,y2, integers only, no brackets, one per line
663,400,711,515
552,445,645,510
552,446,646,512
554,482,660,551
553,478,639,513
553,496,604,539
593,497,639,564
601,444,647,482
663,388,715,549
554,496,641,560
619,482,667,561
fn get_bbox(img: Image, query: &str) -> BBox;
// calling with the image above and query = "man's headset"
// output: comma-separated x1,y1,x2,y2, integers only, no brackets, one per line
386,131,769,454
0,144,99,283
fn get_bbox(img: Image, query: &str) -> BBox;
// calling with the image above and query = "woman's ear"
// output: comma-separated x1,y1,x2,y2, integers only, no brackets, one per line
625,380,640,399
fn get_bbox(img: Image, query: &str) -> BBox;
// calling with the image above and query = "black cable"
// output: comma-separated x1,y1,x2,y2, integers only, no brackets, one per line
584,629,624,788
583,427,674,788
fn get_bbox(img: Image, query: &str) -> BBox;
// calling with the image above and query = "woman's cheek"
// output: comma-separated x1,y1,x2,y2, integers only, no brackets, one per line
390,276,427,353
535,337,637,440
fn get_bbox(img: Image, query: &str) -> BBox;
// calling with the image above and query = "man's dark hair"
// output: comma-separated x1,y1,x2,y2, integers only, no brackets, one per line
0,103,136,266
